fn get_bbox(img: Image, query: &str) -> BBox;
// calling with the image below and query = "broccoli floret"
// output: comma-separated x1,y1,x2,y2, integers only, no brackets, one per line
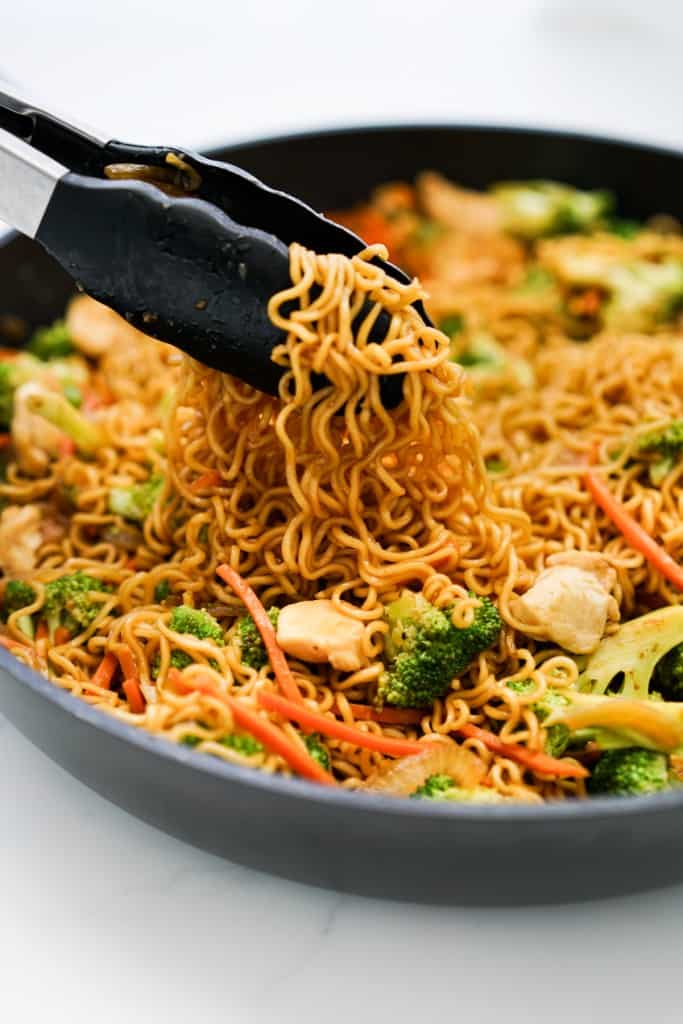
485,457,506,475
180,734,201,748
515,266,556,293
587,748,670,797
451,332,534,392
237,608,280,669
2,580,36,639
220,732,264,756
151,649,193,679
27,319,73,360
654,642,683,702
604,260,683,331
411,774,504,803
635,421,683,485
154,579,171,603
507,679,570,756
580,606,683,700
377,590,501,708
0,355,88,429
24,385,103,455
304,733,331,771
44,571,110,639
604,218,640,240
169,605,224,646
492,181,613,239
439,314,464,338
108,475,164,522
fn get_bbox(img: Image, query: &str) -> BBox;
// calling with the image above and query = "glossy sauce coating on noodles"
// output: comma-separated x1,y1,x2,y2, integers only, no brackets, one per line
4,172,683,802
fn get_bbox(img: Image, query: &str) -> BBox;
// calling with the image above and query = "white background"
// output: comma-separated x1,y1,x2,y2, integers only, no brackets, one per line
2,2,683,1021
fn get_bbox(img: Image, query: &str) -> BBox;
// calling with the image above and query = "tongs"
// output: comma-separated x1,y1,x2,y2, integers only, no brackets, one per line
0,85,429,398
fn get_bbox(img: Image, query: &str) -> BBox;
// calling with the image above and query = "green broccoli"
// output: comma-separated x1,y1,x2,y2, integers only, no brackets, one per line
304,733,331,771
25,385,103,455
514,266,556,293
220,732,264,756
108,475,165,522
2,580,36,639
236,608,280,669
604,218,641,240
169,605,224,646
492,181,613,239
485,457,507,475
451,332,534,391
654,642,683,702
151,649,193,679
507,679,570,756
377,590,502,708
154,579,171,603
580,606,683,700
0,353,88,429
439,314,464,338
27,319,73,360
44,571,110,639
411,773,504,803
634,420,683,485
587,748,670,797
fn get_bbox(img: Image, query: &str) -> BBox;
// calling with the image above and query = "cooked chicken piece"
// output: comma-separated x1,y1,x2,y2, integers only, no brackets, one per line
12,381,65,475
411,232,524,290
276,600,365,672
417,172,502,235
0,504,43,575
509,551,619,654
66,294,150,358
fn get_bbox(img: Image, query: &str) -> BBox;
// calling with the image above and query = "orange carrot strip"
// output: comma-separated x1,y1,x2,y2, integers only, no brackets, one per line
53,626,71,646
192,469,222,492
0,433,11,449
122,678,145,714
91,652,118,691
57,436,76,458
116,646,139,682
344,702,426,726
35,620,48,641
457,723,588,780
258,690,429,758
0,634,27,650
216,564,303,703
585,465,683,591
167,668,335,785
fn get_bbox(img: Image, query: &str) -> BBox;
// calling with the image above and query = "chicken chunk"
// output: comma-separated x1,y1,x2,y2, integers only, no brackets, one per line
509,551,619,654
276,600,365,672
417,172,502,235
0,504,43,575
66,294,150,358
12,381,65,475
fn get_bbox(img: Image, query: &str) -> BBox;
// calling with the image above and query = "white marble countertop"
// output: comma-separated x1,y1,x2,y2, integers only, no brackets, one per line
2,2,683,1021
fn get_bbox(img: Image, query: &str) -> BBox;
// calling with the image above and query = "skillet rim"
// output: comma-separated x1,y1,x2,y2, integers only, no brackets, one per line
3,119,683,824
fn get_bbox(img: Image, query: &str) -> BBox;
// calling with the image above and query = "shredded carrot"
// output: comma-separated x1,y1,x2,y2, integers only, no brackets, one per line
53,626,71,646
115,646,139,682
126,558,137,572
585,464,683,591
343,702,426,726
122,678,145,714
216,564,303,703
35,620,48,641
90,652,118,691
0,634,27,650
258,690,430,758
57,436,76,458
457,723,588,780
0,433,11,449
167,668,335,785
191,469,222,492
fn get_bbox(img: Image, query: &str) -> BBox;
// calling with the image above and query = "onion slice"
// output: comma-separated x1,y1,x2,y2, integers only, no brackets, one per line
366,739,485,797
